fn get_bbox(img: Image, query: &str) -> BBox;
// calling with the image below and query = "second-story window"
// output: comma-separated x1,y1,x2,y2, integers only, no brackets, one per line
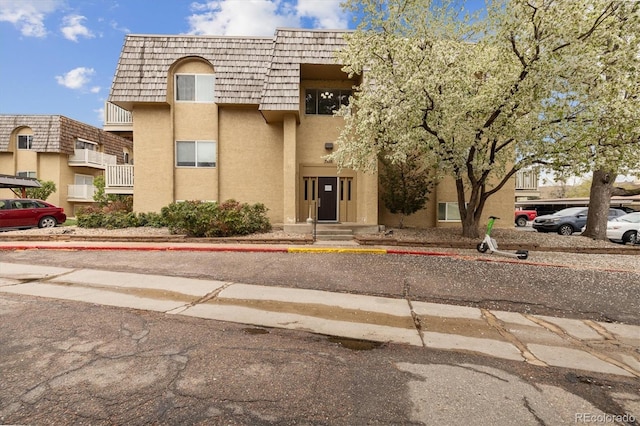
18,135,33,149
76,139,97,151
176,74,215,102
305,89,351,115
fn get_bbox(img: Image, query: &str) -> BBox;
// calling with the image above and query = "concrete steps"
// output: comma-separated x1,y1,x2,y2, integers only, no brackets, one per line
314,228,354,241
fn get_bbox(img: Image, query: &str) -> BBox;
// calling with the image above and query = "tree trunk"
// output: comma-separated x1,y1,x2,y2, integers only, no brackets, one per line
458,179,483,239
582,169,617,240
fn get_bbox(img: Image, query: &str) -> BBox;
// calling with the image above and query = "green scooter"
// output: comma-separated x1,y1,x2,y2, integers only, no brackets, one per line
476,216,529,260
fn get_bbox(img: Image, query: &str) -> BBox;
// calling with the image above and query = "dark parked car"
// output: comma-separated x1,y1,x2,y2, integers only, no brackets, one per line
532,207,626,236
0,198,66,229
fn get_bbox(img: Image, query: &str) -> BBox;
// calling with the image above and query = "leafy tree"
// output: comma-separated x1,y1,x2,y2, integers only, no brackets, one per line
92,175,133,211
379,149,435,228
25,180,56,201
551,3,640,240
332,0,640,238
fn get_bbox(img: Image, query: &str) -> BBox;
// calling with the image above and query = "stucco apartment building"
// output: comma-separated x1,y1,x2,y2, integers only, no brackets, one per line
105,28,513,230
0,114,133,216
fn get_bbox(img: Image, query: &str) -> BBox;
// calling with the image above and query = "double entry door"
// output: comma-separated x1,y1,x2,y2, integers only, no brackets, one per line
301,173,355,223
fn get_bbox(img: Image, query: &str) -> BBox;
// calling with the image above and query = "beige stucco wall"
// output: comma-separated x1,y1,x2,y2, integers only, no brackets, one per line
218,107,284,222
132,104,174,213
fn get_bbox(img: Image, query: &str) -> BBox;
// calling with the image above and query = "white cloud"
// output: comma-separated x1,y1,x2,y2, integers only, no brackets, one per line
110,20,130,33
297,0,347,29
55,67,96,91
0,0,63,38
61,14,94,42
95,107,105,124
187,0,348,36
188,0,297,36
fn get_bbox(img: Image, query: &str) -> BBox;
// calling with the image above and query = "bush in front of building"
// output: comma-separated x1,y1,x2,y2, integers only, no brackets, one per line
76,203,165,229
160,199,271,237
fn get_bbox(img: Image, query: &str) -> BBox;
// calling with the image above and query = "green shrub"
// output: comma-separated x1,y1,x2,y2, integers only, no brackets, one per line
77,198,270,236
161,199,271,237
137,212,166,228
76,202,166,229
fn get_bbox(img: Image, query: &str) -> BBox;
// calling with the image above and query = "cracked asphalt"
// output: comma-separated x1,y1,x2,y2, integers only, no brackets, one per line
1,248,639,424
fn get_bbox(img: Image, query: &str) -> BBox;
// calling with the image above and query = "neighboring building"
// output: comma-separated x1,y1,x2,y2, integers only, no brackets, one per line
515,168,540,202
0,115,133,216
106,28,513,230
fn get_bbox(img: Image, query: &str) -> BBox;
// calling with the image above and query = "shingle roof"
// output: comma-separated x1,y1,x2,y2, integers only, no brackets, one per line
109,35,274,106
108,29,350,112
260,29,348,112
0,115,133,158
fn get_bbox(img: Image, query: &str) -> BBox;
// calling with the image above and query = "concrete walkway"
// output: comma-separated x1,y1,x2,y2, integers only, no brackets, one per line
1,261,638,379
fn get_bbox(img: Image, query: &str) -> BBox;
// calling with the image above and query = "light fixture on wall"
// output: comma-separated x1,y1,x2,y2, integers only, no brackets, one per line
324,142,334,151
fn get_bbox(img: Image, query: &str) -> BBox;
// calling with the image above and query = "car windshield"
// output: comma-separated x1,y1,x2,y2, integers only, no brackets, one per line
616,212,640,223
553,208,586,216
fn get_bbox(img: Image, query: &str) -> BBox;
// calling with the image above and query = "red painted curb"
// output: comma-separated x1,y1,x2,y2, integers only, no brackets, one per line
0,245,289,253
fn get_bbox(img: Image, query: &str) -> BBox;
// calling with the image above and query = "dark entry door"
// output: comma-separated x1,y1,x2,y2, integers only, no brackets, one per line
317,177,337,221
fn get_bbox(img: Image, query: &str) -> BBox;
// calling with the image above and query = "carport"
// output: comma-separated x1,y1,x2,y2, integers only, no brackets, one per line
0,174,42,198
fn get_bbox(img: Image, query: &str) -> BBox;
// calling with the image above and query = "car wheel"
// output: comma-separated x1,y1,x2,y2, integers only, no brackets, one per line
38,216,57,228
558,224,574,236
515,216,527,227
622,230,638,245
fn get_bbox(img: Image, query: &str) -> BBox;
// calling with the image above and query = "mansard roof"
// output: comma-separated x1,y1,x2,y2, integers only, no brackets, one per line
0,115,132,156
108,28,350,113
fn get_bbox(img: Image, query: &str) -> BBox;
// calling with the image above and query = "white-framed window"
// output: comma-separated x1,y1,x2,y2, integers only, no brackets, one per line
176,141,216,167
175,74,215,102
17,171,37,178
438,202,461,221
305,89,352,115
74,173,94,186
17,135,33,150
75,138,97,150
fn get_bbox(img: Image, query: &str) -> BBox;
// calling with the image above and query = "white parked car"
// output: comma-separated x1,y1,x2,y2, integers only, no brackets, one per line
606,212,640,244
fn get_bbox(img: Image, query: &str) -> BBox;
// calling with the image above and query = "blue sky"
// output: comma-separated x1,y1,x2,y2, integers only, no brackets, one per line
0,0,357,127
0,0,489,129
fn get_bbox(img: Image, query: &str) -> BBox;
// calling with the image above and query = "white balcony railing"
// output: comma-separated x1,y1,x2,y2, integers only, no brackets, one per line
104,102,132,127
69,149,117,169
515,169,539,191
105,164,134,195
67,184,96,201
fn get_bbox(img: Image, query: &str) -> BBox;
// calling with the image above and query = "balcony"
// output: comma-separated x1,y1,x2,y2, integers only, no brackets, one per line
67,184,96,202
69,149,117,169
105,164,134,195
103,101,132,132
515,169,540,200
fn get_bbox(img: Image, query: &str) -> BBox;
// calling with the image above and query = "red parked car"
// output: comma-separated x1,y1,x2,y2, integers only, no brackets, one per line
514,209,537,227
0,198,66,229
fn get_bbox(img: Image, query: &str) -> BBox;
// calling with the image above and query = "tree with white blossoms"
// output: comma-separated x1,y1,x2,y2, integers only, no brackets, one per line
556,3,640,240
331,0,640,238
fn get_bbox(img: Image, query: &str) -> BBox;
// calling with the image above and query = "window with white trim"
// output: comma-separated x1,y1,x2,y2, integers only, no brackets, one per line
18,135,33,149
176,74,215,102
75,138,97,150
438,202,461,221
176,141,216,167
17,171,36,178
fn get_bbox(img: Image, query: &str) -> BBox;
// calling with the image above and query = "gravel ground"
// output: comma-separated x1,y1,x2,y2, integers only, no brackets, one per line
1,224,638,273
0,224,631,247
